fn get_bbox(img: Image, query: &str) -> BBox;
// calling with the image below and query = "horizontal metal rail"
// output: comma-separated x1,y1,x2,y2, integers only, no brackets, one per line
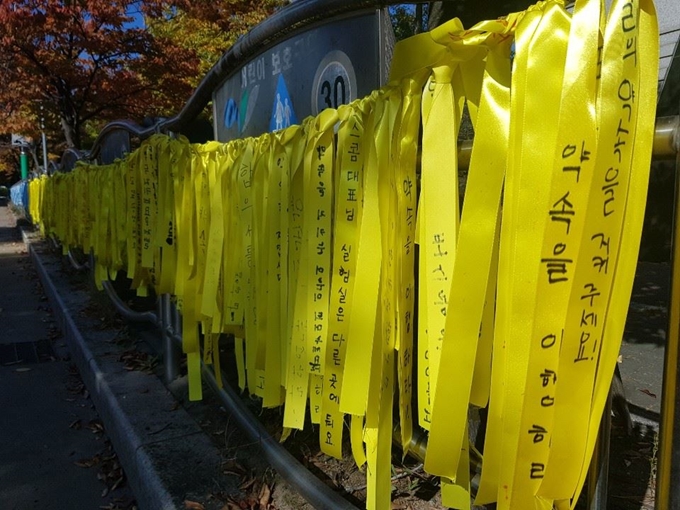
202,363,358,510
452,116,679,169
85,113,679,173
652,115,680,158
67,249,89,271
157,305,357,509
101,280,159,326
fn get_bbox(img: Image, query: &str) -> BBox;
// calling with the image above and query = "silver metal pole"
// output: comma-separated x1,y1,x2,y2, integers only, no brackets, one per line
41,131,48,173
101,280,158,325
172,298,181,340
162,294,180,383
40,105,48,173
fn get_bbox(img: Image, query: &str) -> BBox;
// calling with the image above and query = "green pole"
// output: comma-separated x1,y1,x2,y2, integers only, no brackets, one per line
20,147,29,180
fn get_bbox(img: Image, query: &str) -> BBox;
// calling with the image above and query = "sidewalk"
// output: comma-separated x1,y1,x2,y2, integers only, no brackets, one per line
0,200,136,510
621,260,669,421
605,261,669,510
11,201,249,510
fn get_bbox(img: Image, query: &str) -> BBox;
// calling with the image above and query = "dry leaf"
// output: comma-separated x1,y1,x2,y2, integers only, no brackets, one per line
222,460,246,477
639,388,657,398
258,483,271,508
111,476,124,492
184,501,205,510
75,455,100,468
87,420,104,433
239,477,256,492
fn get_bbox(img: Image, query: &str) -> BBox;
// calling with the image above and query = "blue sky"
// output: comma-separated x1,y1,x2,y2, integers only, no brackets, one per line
124,4,146,30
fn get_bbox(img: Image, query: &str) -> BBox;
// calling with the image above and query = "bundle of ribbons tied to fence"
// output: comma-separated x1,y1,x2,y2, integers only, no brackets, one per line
28,0,659,508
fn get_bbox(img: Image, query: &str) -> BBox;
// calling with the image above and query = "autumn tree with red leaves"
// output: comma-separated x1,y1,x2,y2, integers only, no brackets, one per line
148,0,284,89
0,0,200,150
0,0,286,152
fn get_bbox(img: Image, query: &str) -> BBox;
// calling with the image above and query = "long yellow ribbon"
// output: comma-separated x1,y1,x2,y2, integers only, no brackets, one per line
30,3,660,507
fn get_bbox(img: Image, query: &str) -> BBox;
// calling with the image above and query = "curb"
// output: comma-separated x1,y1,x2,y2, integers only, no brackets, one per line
21,229,233,510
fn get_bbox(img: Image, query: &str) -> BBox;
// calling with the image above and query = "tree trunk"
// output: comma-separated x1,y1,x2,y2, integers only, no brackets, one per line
427,2,443,30
60,114,79,149
56,80,81,149
415,4,424,34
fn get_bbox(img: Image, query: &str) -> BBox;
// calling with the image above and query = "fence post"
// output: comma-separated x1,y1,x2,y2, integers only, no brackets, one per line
161,294,180,383
20,146,29,180
587,392,612,510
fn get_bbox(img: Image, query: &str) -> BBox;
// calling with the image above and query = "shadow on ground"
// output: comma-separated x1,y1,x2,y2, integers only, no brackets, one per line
607,423,657,510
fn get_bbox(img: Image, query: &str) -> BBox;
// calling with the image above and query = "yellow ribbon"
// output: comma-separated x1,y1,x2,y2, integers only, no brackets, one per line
31,3,660,507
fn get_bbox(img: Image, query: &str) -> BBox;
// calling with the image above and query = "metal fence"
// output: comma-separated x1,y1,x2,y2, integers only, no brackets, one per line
29,1,680,509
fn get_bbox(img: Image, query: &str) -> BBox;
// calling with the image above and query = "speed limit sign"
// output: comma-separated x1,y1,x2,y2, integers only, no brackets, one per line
311,50,358,116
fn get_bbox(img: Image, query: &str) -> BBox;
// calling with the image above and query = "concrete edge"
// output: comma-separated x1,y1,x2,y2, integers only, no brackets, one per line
22,229,177,510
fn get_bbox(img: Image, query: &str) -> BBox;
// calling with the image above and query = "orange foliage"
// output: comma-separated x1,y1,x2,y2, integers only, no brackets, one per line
0,0,199,149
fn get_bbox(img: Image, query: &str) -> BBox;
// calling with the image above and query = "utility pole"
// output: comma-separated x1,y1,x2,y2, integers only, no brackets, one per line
40,105,48,174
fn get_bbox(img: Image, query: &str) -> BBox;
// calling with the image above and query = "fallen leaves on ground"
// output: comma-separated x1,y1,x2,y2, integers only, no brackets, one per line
73,440,127,497
75,454,102,468
99,496,137,510
86,419,105,435
97,442,126,495
258,483,271,508
222,459,247,477
221,469,275,510
120,349,158,374
47,326,62,340
79,301,124,330
66,364,90,397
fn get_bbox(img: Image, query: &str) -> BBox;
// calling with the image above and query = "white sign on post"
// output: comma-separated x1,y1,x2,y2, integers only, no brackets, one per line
11,134,28,146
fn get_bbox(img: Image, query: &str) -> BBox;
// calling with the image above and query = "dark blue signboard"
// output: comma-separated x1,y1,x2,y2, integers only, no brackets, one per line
212,11,389,142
